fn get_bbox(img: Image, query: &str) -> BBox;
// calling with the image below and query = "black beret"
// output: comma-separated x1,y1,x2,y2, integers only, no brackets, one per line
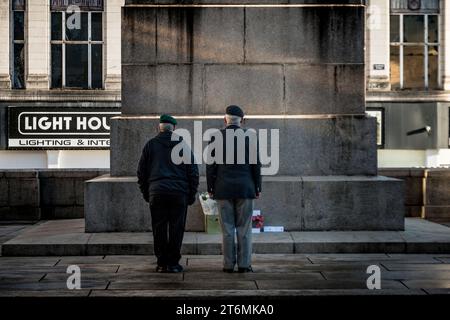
160,114,177,125
225,105,244,118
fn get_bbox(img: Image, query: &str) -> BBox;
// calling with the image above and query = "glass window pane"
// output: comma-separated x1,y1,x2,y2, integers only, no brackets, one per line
51,12,62,41
404,46,424,89
390,15,400,42
404,15,424,43
390,0,440,13
12,0,26,11
14,11,24,41
51,44,62,88
390,46,401,89
13,43,25,89
428,15,438,43
91,13,103,41
65,44,88,88
65,12,88,41
366,110,383,146
428,46,439,89
422,0,440,12
92,44,103,89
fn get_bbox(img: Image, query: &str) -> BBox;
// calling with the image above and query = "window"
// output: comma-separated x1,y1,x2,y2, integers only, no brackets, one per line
366,108,385,148
50,1,104,89
11,0,25,89
389,0,440,90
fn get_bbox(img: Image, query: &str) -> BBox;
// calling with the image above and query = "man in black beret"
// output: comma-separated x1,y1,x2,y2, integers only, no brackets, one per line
137,114,199,273
225,105,244,118
206,105,262,273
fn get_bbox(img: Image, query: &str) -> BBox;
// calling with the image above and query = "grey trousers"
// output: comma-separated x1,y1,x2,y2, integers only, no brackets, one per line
216,199,254,269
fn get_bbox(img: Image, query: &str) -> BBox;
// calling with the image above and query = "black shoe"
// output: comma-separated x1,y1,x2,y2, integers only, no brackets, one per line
167,264,184,273
156,265,167,273
222,268,234,273
238,266,253,273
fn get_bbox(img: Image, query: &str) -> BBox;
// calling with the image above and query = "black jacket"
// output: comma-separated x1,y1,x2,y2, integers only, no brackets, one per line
137,131,199,203
206,125,262,200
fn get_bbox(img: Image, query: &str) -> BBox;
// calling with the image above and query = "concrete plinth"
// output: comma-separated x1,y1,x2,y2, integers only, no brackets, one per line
84,0,405,233
85,175,205,232
85,175,404,232
110,116,378,177
121,4,365,115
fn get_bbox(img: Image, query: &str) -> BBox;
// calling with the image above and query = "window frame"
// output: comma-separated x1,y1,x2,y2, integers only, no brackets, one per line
366,107,386,149
390,12,441,90
50,9,104,90
10,2,26,89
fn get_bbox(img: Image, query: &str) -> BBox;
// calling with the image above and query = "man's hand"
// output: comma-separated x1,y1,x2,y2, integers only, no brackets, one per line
208,192,214,199
255,192,260,199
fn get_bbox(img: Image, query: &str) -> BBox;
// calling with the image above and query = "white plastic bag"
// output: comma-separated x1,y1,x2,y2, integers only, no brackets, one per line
199,193,219,216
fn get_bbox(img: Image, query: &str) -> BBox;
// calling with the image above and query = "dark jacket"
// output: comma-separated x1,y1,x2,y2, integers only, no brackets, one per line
137,131,199,203
206,125,262,199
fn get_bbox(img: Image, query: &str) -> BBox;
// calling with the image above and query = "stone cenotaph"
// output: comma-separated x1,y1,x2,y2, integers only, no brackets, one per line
85,0,405,232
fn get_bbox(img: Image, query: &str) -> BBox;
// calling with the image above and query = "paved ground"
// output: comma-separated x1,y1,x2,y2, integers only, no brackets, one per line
1,220,450,298
0,254,450,297
3,218,450,256
0,223,33,250
0,224,31,242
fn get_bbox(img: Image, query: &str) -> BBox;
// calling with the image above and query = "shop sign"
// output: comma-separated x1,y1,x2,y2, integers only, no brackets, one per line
8,107,120,149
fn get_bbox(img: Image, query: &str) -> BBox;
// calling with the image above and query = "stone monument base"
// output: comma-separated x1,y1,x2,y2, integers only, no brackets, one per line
83,1,406,234
85,175,404,232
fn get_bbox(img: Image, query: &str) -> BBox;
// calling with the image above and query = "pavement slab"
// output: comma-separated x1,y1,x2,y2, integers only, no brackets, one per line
0,225,30,241
108,280,258,290
255,279,406,290
0,290,91,297
423,288,450,295
0,218,449,297
381,263,450,271
183,272,325,281
0,280,108,291
323,270,450,280
402,280,450,289
0,254,448,297
89,289,427,297
0,257,60,267
56,256,106,265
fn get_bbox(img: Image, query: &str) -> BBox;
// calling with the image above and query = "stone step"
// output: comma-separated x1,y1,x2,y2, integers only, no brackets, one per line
85,175,404,232
2,218,450,256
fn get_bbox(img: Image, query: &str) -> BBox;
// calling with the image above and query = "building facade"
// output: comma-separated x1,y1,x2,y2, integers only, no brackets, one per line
0,0,122,169
367,0,450,167
0,0,450,169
